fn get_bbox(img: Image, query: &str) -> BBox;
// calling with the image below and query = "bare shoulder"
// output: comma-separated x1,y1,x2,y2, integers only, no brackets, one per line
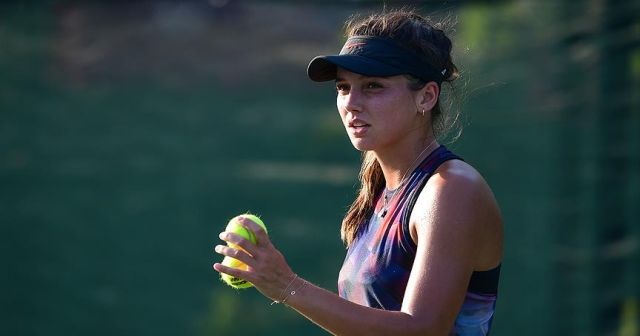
409,159,503,270
431,159,493,196
417,159,496,212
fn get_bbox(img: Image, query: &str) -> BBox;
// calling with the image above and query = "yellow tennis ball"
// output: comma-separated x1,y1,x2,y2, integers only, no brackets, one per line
220,213,268,289
225,214,268,248
220,256,253,289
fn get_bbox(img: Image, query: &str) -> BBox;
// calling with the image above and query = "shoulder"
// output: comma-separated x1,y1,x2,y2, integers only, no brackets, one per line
416,159,495,213
409,159,503,269
430,159,495,202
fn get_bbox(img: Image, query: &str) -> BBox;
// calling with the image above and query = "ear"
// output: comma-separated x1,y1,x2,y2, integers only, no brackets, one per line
415,82,440,115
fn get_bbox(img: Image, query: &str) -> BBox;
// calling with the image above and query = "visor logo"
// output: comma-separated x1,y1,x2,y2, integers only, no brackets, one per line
345,42,365,49
340,41,366,55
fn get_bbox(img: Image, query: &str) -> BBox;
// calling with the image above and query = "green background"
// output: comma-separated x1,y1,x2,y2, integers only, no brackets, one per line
1,1,638,335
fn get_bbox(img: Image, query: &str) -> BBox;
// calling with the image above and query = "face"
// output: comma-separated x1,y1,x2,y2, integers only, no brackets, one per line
335,68,425,152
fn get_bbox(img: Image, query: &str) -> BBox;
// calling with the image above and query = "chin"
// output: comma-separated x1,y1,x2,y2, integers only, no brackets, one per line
350,138,375,152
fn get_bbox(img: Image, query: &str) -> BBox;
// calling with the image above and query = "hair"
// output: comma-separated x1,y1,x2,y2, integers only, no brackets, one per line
341,8,461,246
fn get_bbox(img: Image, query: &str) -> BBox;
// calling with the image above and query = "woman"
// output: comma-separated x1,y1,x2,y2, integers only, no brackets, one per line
214,9,503,335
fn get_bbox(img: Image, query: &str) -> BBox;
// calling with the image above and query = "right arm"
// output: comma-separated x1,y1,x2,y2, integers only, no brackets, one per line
213,215,470,336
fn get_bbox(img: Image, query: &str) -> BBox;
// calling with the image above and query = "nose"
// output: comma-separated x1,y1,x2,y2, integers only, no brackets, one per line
339,89,363,114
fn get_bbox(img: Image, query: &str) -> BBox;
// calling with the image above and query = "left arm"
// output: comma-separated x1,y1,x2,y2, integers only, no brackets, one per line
402,160,503,333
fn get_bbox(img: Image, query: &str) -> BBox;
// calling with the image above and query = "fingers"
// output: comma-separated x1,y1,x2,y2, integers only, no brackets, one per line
217,215,271,266
214,244,255,267
219,231,259,256
213,261,252,282
236,216,270,247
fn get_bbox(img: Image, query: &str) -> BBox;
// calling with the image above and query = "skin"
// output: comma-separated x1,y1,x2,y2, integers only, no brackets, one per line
213,68,503,335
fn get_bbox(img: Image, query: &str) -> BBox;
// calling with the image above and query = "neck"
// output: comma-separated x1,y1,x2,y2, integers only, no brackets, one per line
375,135,438,190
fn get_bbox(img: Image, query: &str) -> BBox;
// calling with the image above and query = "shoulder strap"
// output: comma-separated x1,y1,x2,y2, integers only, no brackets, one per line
399,146,462,253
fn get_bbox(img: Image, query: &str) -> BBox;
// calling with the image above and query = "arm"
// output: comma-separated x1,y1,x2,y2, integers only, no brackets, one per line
214,218,419,336
213,163,501,335
402,160,503,333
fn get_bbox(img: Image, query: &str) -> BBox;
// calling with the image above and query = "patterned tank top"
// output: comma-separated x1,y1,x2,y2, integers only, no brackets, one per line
338,145,500,335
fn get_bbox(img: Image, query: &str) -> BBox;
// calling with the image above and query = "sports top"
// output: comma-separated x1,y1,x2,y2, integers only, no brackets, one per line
338,145,500,335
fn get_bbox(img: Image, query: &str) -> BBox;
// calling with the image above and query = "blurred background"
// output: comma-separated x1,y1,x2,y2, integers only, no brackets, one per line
1,0,638,335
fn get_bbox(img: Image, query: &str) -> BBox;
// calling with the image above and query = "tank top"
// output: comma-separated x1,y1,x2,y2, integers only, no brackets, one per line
338,145,500,335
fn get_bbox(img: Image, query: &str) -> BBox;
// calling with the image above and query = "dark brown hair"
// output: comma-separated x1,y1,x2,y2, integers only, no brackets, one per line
341,9,460,246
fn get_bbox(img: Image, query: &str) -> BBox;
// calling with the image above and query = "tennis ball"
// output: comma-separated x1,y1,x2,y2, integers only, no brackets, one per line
225,214,267,248
220,213,268,289
220,256,253,289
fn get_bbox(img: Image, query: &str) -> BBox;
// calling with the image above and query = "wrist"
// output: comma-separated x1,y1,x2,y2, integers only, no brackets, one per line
271,274,308,306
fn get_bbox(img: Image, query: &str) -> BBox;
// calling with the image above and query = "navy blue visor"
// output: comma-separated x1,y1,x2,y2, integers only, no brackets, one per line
307,35,446,83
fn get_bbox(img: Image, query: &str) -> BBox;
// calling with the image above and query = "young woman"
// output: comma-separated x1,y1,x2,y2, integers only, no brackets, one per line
213,9,503,336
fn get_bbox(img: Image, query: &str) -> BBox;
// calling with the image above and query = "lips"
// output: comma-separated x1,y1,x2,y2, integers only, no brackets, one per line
347,119,370,136
348,119,370,128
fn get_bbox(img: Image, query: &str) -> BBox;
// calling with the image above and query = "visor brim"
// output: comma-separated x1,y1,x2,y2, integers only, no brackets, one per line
307,55,406,82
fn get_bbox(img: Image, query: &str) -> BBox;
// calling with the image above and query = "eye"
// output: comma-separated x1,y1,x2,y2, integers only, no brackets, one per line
365,81,383,89
336,83,349,94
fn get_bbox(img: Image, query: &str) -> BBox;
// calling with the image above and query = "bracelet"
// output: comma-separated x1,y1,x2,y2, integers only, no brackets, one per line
281,278,307,304
271,273,298,305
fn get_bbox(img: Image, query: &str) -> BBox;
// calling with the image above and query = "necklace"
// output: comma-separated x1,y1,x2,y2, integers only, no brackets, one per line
380,139,438,218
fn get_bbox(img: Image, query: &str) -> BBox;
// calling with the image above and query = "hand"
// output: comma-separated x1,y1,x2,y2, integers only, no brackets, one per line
213,215,295,301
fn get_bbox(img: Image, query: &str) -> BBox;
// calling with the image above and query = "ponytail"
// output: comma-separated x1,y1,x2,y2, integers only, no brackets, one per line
341,151,384,246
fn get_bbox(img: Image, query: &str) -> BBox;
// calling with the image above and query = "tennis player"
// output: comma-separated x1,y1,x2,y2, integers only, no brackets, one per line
214,9,503,335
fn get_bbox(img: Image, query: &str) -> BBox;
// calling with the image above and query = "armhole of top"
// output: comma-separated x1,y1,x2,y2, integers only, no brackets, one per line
399,155,462,256
399,175,430,255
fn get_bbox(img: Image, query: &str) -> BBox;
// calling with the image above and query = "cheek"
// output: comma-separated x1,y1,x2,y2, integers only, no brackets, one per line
380,98,418,132
337,110,347,124
336,98,348,119
393,93,418,118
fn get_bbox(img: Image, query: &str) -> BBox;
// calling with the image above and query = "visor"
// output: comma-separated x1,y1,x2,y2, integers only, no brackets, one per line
307,35,446,83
